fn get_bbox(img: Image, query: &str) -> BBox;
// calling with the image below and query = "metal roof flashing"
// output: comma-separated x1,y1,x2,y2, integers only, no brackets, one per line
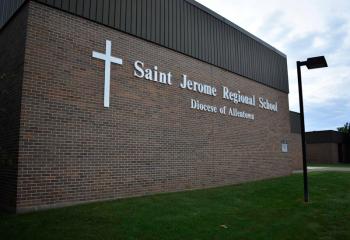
185,0,287,58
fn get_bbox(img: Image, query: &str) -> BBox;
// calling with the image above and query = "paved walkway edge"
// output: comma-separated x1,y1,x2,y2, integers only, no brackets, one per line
293,166,350,174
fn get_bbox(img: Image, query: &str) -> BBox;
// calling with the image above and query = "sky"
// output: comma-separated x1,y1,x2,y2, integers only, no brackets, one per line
196,0,350,131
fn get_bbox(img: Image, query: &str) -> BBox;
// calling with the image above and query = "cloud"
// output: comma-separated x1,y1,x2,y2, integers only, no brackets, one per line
196,0,350,130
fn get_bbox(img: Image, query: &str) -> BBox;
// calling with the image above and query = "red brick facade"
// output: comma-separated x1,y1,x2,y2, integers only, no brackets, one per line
307,143,340,164
290,133,302,170
1,2,297,212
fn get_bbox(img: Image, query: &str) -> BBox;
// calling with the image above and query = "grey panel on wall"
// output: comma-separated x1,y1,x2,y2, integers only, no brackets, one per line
2,0,289,92
290,111,301,134
0,0,26,29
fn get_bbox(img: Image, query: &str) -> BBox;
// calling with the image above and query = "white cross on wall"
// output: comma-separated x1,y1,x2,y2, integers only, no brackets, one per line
92,40,123,108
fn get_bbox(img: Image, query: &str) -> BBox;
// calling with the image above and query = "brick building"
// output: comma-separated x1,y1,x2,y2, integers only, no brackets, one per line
306,131,350,164
0,0,302,213
290,111,302,170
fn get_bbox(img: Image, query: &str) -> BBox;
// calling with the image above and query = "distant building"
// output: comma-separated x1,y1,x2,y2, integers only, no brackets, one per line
306,131,350,164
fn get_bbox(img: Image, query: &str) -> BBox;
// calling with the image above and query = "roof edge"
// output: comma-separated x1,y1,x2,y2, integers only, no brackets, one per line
306,130,339,133
185,0,287,58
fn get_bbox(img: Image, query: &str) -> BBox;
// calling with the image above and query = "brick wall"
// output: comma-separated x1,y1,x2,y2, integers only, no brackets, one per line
307,143,339,164
0,4,28,212
11,2,294,212
289,133,302,170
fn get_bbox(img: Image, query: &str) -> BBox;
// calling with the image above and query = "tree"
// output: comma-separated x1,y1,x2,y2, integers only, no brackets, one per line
337,122,350,135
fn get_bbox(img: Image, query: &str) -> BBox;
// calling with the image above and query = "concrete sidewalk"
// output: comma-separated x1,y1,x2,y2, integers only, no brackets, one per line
293,166,350,174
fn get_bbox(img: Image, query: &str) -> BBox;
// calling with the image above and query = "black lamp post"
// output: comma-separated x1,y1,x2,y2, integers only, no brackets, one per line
297,56,328,202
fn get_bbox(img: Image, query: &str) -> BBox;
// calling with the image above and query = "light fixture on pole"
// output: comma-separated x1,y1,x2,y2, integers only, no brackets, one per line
297,56,328,202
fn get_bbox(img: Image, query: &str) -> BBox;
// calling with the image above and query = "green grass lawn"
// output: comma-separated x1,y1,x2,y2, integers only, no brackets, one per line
1,172,350,240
